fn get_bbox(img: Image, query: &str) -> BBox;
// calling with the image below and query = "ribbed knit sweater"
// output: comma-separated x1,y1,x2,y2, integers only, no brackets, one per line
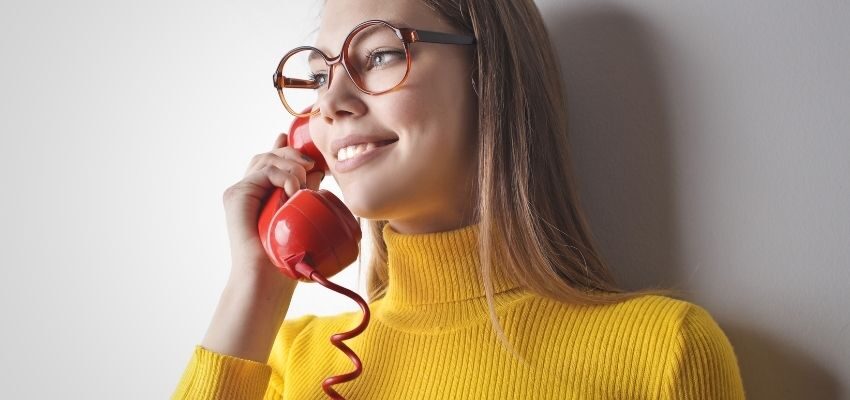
173,222,746,399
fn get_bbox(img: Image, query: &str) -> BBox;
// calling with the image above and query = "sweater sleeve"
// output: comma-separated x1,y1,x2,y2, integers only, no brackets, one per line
662,303,747,399
171,314,317,400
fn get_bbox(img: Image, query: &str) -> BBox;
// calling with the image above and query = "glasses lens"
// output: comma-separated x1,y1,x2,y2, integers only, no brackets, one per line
345,23,408,93
280,48,324,115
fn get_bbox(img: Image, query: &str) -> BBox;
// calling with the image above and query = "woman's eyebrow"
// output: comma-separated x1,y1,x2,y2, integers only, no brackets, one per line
308,51,324,63
312,18,410,55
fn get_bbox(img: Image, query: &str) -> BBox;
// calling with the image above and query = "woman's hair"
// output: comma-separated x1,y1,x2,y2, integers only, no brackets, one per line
356,0,682,364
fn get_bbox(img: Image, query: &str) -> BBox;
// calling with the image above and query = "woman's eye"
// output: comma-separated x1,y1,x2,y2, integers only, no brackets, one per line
366,49,404,70
308,72,327,88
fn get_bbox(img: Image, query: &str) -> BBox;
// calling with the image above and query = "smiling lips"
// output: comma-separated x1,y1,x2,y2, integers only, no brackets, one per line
333,139,398,173
331,133,399,158
336,139,398,161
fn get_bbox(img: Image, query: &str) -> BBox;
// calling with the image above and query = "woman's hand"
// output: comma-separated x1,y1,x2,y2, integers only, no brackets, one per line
199,132,326,363
222,132,326,280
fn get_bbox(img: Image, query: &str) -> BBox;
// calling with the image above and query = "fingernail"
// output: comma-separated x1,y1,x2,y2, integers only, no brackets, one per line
301,154,314,162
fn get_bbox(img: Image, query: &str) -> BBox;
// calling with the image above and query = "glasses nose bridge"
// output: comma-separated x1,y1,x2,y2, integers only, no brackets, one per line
322,52,358,93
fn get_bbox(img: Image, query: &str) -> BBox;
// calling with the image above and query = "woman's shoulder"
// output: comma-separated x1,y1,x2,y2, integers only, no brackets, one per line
271,305,373,349
518,292,745,395
273,309,358,345
519,292,698,326
517,292,737,352
267,311,355,387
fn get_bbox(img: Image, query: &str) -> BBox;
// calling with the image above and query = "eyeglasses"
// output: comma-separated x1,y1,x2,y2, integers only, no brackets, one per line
272,19,476,118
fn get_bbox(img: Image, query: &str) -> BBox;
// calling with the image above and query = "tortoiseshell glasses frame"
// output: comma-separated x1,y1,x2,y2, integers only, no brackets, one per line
272,19,477,118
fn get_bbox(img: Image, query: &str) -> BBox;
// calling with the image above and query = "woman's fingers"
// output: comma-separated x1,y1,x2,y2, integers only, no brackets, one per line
273,132,287,149
246,147,314,179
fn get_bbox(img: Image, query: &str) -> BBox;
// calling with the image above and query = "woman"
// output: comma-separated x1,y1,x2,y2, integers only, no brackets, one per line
173,0,746,398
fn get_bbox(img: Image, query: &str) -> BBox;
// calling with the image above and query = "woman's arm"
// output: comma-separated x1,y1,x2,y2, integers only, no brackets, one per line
201,271,297,362
171,270,298,400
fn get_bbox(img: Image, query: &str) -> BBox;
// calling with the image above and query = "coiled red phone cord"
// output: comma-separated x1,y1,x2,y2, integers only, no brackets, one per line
295,261,371,400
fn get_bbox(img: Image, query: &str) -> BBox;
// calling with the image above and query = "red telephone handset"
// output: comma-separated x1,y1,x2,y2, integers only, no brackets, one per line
257,108,361,281
257,106,368,400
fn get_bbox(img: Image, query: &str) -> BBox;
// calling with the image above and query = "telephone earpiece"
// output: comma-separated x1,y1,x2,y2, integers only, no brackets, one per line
257,106,361,282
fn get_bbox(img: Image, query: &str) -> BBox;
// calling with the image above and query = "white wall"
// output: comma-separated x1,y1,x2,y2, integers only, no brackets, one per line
0,0,846,398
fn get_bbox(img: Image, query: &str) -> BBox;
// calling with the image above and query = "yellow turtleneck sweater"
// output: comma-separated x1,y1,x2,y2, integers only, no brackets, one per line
173,222,746,399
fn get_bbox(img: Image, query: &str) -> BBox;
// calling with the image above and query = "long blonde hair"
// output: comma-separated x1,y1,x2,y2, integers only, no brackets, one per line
354,0,682,364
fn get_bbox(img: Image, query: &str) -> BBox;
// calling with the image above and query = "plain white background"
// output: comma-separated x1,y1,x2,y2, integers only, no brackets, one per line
1,0,847,398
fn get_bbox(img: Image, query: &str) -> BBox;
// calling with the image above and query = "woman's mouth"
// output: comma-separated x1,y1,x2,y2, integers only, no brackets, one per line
334,138,398,173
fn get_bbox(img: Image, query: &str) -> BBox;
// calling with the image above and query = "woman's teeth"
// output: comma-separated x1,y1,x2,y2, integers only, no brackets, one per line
337,142,377,161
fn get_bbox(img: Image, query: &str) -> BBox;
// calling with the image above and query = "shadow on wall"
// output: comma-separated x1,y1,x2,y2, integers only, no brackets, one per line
725,325,842,399
547,4,681,295
544,4,842,399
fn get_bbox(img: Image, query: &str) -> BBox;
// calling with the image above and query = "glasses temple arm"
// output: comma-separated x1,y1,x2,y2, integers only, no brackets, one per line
273,73,321,90
409,29,476,45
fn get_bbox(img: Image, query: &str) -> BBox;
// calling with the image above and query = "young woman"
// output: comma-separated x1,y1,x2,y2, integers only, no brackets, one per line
173,0,746,398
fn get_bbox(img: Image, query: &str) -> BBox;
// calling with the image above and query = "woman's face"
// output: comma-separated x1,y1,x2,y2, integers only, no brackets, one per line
308,0,479,234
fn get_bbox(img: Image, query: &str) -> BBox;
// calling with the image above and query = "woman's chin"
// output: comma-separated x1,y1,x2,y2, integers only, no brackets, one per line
339,191,393,220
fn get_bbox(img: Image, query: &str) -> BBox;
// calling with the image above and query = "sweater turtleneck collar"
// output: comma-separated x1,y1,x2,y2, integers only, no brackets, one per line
373,221,532,333
380,221,526,307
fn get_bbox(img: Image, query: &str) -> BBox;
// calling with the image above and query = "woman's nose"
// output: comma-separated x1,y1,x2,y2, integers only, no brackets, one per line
317,62,366,121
